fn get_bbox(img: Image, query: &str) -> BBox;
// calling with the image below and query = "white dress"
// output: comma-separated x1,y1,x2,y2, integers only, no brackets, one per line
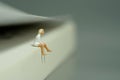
33,34,42,47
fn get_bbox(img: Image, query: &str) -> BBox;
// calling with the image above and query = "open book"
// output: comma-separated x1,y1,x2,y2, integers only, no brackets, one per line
0,2,76,80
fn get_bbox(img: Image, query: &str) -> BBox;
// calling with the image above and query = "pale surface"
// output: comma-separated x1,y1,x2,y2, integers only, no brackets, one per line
0,21,76,80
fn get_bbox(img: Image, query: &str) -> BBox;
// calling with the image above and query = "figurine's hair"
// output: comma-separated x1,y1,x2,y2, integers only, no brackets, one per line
39,29,44,32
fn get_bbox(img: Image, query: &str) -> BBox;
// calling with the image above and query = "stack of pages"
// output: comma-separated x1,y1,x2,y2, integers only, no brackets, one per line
0,2,76,80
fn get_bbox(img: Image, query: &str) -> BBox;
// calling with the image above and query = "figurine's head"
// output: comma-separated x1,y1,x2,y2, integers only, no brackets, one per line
39,29,44,35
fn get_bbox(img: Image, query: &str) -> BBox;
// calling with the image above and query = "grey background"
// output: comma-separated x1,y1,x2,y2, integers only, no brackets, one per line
0,0,120,80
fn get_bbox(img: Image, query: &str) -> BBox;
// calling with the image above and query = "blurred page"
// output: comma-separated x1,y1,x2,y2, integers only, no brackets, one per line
0,2,60,26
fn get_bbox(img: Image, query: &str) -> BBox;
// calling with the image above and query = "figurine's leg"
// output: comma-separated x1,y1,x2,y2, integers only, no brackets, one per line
41,45,45,56
43,42,52,52
38,43,45,56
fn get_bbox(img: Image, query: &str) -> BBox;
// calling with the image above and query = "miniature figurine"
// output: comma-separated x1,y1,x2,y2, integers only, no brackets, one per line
32,29,52,62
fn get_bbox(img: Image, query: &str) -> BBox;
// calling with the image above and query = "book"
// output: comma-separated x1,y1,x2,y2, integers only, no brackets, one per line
0,2,76,80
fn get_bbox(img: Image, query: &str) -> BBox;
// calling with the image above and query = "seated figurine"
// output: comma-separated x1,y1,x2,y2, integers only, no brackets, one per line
32,29,52,56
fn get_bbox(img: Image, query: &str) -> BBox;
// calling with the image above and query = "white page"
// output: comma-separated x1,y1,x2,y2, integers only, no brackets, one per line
0,2,63,26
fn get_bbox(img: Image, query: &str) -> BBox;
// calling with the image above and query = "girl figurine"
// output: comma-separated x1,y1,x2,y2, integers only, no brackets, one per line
32,29,52,58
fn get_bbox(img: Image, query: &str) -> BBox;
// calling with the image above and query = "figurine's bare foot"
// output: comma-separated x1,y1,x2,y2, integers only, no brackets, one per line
42,53,49,56
41,53,46,56
47,49,52,52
